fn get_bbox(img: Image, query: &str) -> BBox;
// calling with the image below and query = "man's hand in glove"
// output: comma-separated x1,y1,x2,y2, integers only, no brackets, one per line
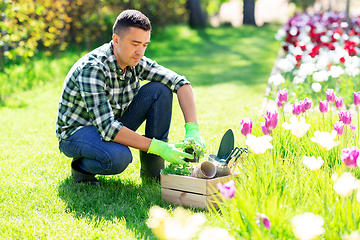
147,139,193,165
184,122,206,149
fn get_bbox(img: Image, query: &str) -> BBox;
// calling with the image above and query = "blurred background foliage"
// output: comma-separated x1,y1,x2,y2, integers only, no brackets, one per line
0,0,192,69
0,0,320,71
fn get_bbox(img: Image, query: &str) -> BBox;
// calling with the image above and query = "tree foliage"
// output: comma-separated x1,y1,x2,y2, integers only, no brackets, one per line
0,0,188,70
289,0,316,12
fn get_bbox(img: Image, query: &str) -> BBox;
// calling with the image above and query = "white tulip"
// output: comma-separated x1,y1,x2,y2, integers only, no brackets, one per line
312,70,329,82
311,82,322,92
282,116,311,139
291,212,325,240
245,134,273,155
333,172,359,198
303,156,324,171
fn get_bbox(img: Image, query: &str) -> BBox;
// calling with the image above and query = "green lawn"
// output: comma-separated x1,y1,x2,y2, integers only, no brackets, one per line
0,25,280,239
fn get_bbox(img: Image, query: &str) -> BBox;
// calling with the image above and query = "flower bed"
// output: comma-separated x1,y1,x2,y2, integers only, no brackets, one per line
269,11,360,108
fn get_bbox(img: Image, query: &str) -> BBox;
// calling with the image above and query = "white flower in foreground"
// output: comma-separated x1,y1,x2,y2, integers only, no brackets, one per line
342,230,360,240
198,227,235,240
246,134,273,154
147,206,205,240
303,156,324,171
312,70,329,82
268,73,285,86
310,130,339,151
282,116,310,138
333,172,360,198
311,82,322,92
291,212,325,240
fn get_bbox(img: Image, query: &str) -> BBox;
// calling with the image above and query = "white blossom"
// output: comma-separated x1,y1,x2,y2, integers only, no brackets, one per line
291,212,325,240
333,172,360,198
312,70,329,82
245,134,273,154
310,130,339,151
329,65,345,78
299,62,316,76
311,82,322,92
268,73,285,86
282,116,311,138
303,156,324,171
277,58,295,73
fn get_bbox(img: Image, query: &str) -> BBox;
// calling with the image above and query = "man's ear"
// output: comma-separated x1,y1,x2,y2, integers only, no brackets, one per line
112,34,120,45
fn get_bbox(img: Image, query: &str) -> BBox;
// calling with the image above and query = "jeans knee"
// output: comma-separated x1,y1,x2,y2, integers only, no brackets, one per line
106,147,133,175
158,83,172,100
146,82,172,101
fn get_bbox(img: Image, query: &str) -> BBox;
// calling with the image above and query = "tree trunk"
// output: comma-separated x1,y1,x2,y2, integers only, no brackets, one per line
243,0,256,26
186,0,206,28
346,0,350,33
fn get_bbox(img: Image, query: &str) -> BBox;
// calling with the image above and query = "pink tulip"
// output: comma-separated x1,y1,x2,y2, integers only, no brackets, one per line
256,213,271,230
277,88,288,103
339,111,352,125
350,124,356,131
333,121,344,136
292,102,301,115
276,98,284,108
319,100,328,113
354,92,360,106
240,118,253,136
261,122,271,135
303,97,312,110
263,110,278,130
326,89,336,102
335,96,343,109
341,146,360,168
217,180,235,199
299,101,306,113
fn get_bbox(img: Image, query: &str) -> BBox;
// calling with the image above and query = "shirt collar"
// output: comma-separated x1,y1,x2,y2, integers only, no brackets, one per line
108,40,124,74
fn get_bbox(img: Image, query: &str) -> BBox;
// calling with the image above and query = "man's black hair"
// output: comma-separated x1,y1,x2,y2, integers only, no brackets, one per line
113,10,151,36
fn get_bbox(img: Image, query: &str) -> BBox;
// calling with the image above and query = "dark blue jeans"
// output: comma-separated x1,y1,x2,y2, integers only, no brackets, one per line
59,82,173,175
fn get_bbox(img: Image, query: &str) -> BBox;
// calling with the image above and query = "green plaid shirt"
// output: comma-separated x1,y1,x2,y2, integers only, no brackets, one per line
56,41,190,142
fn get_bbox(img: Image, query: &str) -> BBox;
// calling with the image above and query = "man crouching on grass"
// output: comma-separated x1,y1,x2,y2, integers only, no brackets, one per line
55,9,205,186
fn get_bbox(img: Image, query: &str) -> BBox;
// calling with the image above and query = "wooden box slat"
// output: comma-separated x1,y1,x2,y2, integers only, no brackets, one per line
161,173,239,195
160,173,239,210
161,188,219,210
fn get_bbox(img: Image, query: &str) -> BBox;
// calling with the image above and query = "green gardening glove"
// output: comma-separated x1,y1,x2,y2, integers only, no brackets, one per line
184,122,206,149
148,139,193,165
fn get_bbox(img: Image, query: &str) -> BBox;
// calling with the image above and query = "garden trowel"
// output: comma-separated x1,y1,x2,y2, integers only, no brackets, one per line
217,129,235,161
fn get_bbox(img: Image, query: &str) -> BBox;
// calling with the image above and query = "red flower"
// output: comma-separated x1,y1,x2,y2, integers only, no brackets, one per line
309,51,318,58
328,43,335,50
340,57,346,63
282,44,289,52
312,46,320,54
295,55,302,62
349,48,357,56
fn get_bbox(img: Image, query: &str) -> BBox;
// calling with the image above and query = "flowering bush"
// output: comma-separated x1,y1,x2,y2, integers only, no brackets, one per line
270,11,360,107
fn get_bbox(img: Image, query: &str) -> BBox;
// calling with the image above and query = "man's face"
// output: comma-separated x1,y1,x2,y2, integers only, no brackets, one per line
112,27,151,70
